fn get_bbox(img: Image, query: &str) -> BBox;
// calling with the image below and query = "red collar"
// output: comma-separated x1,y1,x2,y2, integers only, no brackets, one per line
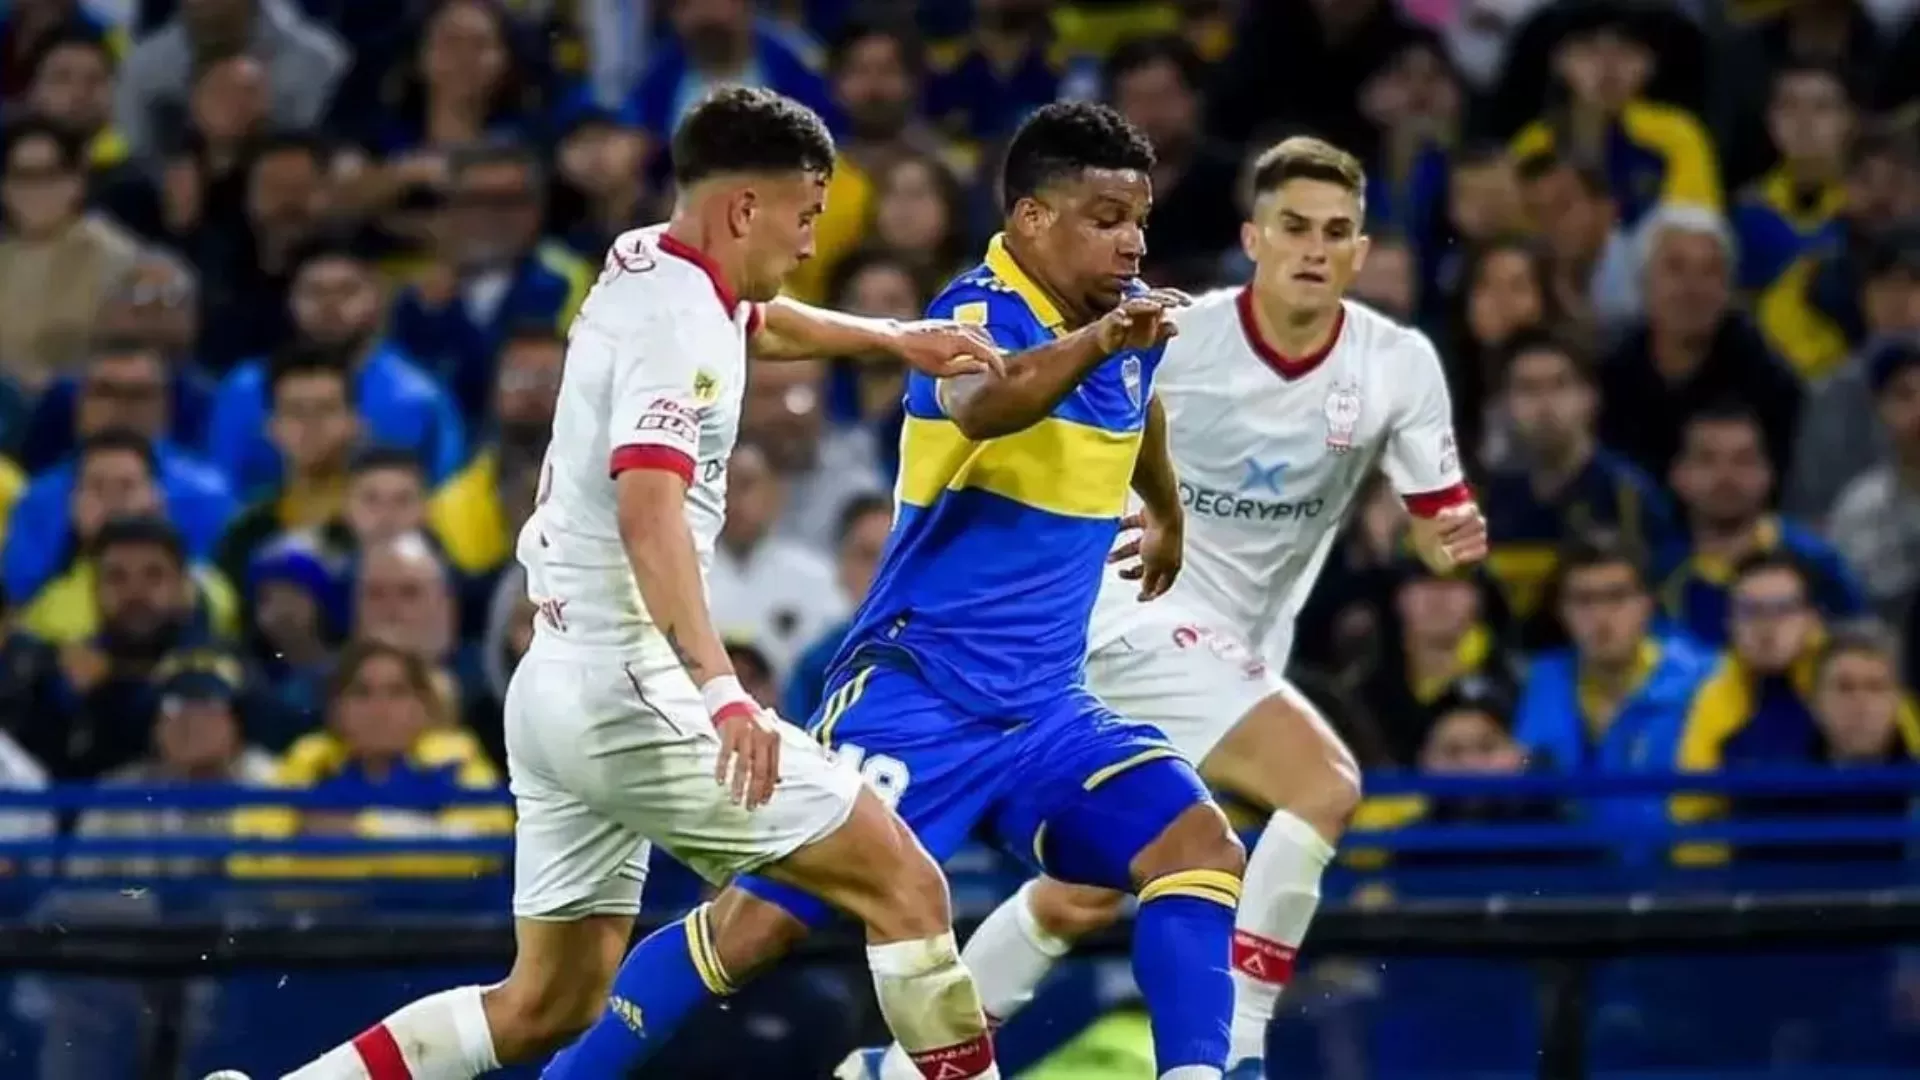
657,231,741,313
1236,287,1344,381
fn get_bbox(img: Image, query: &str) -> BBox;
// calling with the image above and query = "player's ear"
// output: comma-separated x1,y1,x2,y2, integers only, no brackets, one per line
728,187,759,239
1011,195,1050,239
1239,220,1260,262
1350,234,1371,275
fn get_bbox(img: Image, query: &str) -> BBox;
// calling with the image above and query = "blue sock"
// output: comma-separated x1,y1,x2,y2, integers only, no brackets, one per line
1132,870,1239,1074
542,903,734,1078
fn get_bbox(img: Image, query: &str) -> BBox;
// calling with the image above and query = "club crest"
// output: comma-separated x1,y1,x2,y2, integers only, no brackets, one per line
1324,379,1363,453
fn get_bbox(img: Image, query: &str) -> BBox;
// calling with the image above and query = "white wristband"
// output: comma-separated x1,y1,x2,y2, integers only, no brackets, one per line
700,674,753,720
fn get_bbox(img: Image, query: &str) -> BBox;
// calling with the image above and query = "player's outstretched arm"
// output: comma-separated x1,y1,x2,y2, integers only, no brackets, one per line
940,294,1180,440
615,470,781,808
753,296,1004,378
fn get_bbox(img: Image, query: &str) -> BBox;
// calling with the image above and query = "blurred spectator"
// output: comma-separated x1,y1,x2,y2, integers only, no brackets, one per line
4,356,236,605
1293,472,1412,675
1415,144,1526,326
1480,328,1680,641
1661,405,1865,647
214,344,360,586
1350,231,1417,321
1597,205,1803,480
67,649,276,880
1104,34,1240,287
347,0,537,166
1509,4,1721,229
925,0,1067,145
0,1,112,102
1516,153,1640,343
728,637,779,710
90,247,201,357
388,141,589,418
743,353,886,551
241,531,340,741
1828,339,1920,620
1446,236,1556,465
1358,31,1462,276
709,442,845,680
230,637,510,881
113,0,348,166
351,531,489,746
1354,556,1519,765
430,323,562,576
20,516,224,779
0,118,143,393
1739,60,1855,379
782,491,890,722
550,111,653,261
1681,554,1838,769
189,132,335,369
14,433,236,645
17,28,157,229
1513,535,1713,789
207,241,464,500
868,152,970,294
343,447,433,553
625,0,834,150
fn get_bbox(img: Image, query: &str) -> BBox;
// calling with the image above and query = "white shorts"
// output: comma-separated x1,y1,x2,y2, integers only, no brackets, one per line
1085,616,1291,766
504,646,863,920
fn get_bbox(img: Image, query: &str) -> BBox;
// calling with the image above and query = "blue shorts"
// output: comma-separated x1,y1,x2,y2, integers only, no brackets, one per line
736,661,1213,928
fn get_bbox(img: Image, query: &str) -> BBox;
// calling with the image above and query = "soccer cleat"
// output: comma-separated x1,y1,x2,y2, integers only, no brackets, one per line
832,1046,888,1079
1224,1059,1266,1079
202,1073,252,1080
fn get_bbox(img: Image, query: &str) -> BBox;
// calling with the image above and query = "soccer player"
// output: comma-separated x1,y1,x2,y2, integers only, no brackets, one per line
540,102,1252,1080
853,136,1490,1079
270,89,1007,1080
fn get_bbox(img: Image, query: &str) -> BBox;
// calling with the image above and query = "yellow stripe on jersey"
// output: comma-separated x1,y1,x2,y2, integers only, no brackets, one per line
983,234,1066,335
899,415,1140,519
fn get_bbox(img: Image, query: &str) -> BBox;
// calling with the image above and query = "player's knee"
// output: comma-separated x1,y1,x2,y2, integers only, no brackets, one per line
1131,801,1247,891
861,834,953,941
484,975,606,1055
707,888,812,983
1283,747,1362,839
1028,879,1126,941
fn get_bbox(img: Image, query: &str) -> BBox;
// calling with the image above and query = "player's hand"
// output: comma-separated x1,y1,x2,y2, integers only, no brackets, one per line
704,677,782,809
1419,502,1489,570
891,320,1006,379
1110,508,1184,601
1094,294,1185,355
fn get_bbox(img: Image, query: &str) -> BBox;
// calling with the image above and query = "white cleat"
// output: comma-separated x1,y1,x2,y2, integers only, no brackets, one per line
202,1072,252,1080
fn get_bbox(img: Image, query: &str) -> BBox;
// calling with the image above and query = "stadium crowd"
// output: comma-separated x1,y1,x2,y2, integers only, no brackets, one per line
1,0,1920,1033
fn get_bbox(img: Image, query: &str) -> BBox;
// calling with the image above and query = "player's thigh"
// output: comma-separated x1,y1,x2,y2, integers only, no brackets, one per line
737,663,1013,930
1198,676,1362,826
996,690,1232,893
504,657,650,921
1085,621,1280,767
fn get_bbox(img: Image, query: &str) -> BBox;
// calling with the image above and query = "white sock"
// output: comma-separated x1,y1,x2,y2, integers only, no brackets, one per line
1161,1067,1223,1079
282,985,499,1079
878,881,1070,1080
867,931,1001,1079
1228,810,1335,1063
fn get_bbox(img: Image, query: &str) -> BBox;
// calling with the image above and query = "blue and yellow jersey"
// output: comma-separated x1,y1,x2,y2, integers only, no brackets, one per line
1734,169,1850,378
1656,516,1868,647
1510,100,1722,229
836,236,1159,716
1481,449,1682,622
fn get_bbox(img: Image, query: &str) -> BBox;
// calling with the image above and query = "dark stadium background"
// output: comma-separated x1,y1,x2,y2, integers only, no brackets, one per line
0,0,1919,1076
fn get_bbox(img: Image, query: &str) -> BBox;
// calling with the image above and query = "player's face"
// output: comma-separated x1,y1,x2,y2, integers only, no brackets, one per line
1813,651,1900,760
1558,562,1650,666
1504,349,1594,455
738,170,829,302
1018,168,1151,314
1245,179,1368,316
1728,570,1817,675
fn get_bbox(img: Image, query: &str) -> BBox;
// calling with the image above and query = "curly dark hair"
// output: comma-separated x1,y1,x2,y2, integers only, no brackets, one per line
670,87,837,188
1000,102,1155,213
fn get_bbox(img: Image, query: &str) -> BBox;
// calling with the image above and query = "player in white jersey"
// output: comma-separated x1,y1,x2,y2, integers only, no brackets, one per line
853,137,1489,1079
273,90,1006,1080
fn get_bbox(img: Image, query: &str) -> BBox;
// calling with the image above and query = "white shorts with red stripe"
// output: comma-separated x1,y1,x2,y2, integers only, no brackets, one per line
1083,612,1299,767
505,640,862,919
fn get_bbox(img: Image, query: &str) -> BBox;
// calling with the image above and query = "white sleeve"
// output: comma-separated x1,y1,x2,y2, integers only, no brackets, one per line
604,301,708,484
1381,330,1471,517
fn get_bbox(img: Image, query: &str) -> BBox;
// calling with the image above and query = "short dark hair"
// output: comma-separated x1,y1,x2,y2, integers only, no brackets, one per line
1554,532,1646,593
836,492,893,545
1103,34,1204,99
1815,621,1900,679
827,16,923,80
670,87,837,188
1679,401,1768,456
3,116,85,173
288,235,369,281
245,130,328,172
88,337,165,370
1497,325,1595,388
827,245,926,309
349,445,426,481
26,26,113,85
1730,550,1813,597
92,515,186,567
78,428,159,477
448,137,543,186
1001,102,1155,213
1248,136,1365,204
1515,150,1610,198
1771,56,1856,107
268,343,353,404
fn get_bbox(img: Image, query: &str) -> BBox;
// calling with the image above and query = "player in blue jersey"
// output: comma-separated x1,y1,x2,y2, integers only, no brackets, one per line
548,102,1249,1080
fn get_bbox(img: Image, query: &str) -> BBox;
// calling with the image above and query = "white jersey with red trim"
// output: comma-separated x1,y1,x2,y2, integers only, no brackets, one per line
518,224,759,655
1087,290,1468,670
